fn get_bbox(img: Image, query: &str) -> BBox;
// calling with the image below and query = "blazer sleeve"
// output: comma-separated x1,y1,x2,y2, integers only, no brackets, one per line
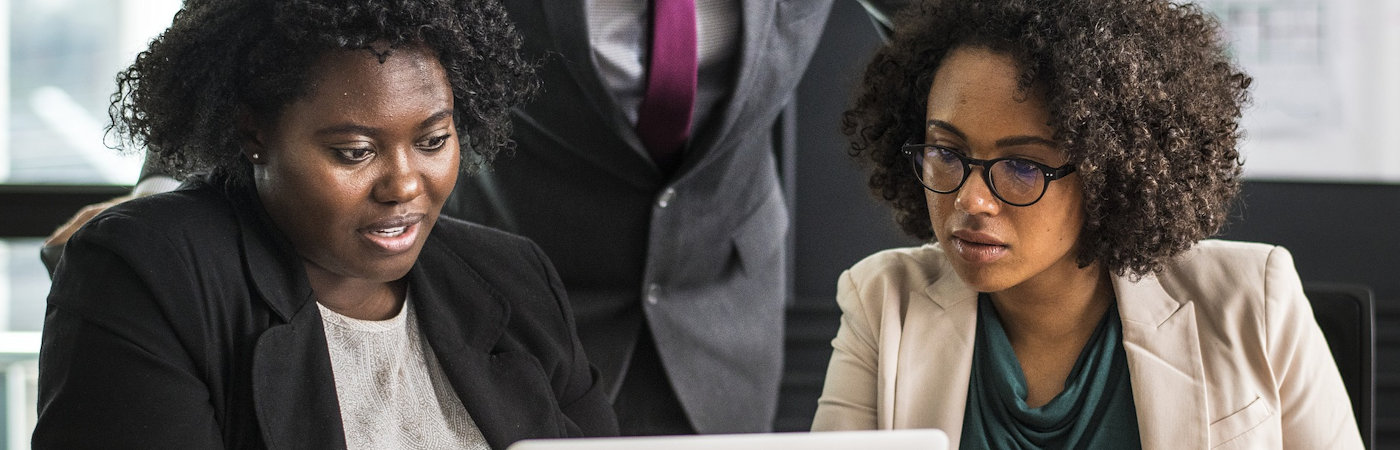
33,214,224,449
1264,247,1364,449
528,241,619,437
811,269,882,430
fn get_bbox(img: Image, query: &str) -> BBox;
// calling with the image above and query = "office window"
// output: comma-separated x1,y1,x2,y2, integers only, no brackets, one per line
1197,0,1400,182
1,0,180,185
1,2,178,448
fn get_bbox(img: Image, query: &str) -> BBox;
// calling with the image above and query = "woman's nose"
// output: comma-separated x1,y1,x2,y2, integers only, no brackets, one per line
371,148,423,204
954,170,1001,216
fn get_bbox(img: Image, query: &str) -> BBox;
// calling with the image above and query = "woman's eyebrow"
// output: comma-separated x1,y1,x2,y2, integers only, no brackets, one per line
995,135,1058,149
315,123,379,138
312,110,455,137
926,119,966,141
418,110,454,129
928,119,1057,148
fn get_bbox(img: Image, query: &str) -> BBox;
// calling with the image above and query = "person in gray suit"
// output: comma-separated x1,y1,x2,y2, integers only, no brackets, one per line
445,0,906,435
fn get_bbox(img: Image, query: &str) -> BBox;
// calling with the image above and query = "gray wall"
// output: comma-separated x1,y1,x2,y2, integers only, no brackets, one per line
777,1,917,431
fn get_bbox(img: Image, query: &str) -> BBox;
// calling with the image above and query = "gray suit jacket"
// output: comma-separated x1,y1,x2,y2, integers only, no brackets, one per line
445,0,837,433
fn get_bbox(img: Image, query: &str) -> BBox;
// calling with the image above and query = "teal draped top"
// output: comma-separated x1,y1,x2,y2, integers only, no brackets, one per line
959,294,1141,449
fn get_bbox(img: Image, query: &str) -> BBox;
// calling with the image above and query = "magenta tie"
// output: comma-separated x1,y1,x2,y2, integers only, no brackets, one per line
635,0,697,173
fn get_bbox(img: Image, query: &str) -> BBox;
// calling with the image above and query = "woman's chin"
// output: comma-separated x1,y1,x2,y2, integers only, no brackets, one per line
370,253,422,282
947,261,1014,294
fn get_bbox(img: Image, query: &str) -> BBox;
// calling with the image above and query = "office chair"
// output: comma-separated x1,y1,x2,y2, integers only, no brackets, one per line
1305,283,1375,449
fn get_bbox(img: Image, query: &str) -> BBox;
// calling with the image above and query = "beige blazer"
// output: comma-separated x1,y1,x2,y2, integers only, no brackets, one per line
811,240,1362,449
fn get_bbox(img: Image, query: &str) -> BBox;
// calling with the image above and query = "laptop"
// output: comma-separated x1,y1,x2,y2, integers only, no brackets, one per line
506,429,949,450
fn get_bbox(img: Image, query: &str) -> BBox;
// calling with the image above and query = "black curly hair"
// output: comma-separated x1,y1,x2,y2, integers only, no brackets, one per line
106,0,537,188
845,0,1251,277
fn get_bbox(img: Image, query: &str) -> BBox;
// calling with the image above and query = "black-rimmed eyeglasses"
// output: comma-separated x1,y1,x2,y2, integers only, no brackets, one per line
902,142,1076,207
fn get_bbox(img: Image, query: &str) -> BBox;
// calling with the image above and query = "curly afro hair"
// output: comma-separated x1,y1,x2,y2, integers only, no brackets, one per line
106,0,538,188
845,0,1251,277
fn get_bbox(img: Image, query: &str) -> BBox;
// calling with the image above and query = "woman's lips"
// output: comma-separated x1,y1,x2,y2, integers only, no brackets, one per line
950,230,1007,264
361,214,424,254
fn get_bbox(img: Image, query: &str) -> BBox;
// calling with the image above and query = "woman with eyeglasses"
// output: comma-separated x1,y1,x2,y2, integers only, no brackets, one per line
33,0,616,447
811,0,1361,448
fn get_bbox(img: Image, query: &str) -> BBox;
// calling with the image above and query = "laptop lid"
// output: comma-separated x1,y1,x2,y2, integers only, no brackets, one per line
506,429,949,450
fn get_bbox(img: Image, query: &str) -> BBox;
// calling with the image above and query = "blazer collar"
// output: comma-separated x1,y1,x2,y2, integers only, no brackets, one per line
406,232,563,448
245,220,562,447
923,250,977,314
226,179,314,322
888,248,977,443
228,179,349,448
903,244,1208,447
231,176,536,446
228,179,514,350
407,230,510,354
251,299,347,449
1113,272,1209,449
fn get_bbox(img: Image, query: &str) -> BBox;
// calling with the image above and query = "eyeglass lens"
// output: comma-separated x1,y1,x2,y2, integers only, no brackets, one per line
916,147,1044,205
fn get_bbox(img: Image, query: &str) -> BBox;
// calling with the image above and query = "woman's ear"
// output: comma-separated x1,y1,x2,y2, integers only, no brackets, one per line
238,111,268,165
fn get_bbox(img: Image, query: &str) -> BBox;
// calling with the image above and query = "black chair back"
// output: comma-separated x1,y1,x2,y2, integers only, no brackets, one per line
1305,283,1375,449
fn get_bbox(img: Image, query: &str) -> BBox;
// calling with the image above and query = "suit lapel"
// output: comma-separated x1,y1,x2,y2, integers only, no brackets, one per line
890,259,977,445
528,0,789,181
680,0,772,173
409,234,566,448
1115,273,1209,449
537,0,653,166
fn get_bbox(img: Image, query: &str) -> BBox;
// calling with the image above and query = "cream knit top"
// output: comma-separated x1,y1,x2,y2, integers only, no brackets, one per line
318,294,489,449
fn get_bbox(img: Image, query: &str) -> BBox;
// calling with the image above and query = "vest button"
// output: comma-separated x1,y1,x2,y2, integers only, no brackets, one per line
646,283,660,305
657,188,676,208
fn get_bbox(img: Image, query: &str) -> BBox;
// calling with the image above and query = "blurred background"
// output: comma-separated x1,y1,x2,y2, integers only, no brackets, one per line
0,0,1396,448
0,1,180,448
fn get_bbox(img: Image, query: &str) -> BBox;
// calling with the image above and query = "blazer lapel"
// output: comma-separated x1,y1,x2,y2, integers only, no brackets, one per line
251,302,347,450
234,185,348,449
891,260,977,445
1115,273,1209,449
409,235,567,448
231,180,308,323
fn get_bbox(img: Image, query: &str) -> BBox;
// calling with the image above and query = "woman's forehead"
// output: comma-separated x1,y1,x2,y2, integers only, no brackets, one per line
925,48,1053,143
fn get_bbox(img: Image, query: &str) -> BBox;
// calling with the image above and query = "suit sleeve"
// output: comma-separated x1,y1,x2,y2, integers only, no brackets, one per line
1264,246,1364,450
528,241,619,437
33,215,223,449
811,269,882,430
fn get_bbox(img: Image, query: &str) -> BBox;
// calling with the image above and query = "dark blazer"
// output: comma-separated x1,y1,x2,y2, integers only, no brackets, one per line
445,0,838,433
34,178,618,449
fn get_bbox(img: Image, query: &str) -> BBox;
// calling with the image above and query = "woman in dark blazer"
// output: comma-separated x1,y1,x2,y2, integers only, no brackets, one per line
33,0,616,448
